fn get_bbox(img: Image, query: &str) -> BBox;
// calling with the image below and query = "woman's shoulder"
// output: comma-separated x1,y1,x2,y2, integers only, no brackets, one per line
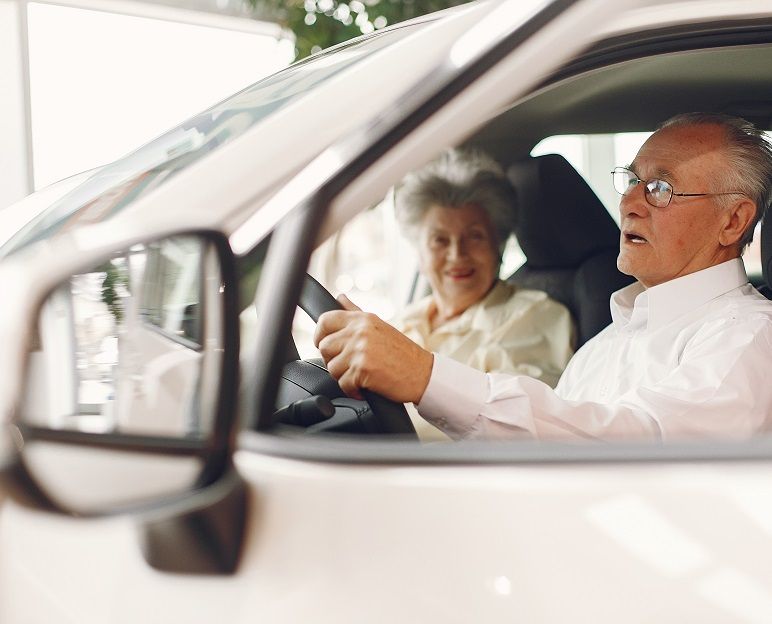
391,293,434,330
495,282,571,319
491,280,549,307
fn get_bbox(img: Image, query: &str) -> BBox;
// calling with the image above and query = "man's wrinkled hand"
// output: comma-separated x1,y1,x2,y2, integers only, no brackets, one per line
313,295,433,404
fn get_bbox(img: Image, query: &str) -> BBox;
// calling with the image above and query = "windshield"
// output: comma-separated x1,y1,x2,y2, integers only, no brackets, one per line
0,21,426,258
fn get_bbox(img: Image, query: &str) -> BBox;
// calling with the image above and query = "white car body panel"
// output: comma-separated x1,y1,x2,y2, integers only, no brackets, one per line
0,169,98,247
1,0,771,621
3,451,772,622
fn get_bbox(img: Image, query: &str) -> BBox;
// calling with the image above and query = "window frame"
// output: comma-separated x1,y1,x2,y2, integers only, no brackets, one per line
238,5,772,465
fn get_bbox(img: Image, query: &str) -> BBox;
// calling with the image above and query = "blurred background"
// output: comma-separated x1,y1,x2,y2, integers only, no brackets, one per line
0,0,470,216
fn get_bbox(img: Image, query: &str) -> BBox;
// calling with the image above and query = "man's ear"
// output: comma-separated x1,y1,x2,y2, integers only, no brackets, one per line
718,198,757,249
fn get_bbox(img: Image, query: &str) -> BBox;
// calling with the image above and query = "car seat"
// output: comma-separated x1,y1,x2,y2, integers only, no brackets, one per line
506,154,634,347
761,205,771,299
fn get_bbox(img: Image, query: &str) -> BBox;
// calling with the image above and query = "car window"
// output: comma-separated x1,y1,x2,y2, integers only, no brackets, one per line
139,237,203,347
291,192,527,359
0,169,97,248
531,132,769,277
296,131,657,347
292,195,414,359
531,131,653,220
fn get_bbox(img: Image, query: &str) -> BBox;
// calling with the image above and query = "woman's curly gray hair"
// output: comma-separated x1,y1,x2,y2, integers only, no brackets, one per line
395,148,517,257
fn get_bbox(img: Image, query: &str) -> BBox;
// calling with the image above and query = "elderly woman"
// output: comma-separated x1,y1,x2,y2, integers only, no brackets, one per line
392,148,574,397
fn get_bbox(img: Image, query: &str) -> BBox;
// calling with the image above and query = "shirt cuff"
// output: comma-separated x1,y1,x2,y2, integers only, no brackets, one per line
416,354,489,438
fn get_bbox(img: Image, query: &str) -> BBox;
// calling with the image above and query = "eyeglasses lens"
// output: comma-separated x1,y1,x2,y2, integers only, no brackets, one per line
612,169,637,195
645,179,673,207
612,168,674,208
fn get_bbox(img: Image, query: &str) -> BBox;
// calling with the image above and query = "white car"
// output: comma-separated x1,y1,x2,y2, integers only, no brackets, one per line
2,0,772,621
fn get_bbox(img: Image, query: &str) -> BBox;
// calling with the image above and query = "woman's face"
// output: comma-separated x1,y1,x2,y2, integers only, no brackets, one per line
417,203,500,314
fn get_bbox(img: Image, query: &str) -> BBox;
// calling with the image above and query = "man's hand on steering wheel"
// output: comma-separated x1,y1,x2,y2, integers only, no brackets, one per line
314,294,434,405
298,274,418,436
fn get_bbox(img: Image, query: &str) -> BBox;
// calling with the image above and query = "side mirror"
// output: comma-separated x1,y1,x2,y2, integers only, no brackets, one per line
12,232,240,516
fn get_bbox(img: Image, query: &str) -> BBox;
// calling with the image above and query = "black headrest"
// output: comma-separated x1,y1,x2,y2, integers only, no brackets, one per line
763,210,771,289
507,154,620,268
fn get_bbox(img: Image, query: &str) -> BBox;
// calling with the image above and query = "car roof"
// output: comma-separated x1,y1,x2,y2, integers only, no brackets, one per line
470,22,772,164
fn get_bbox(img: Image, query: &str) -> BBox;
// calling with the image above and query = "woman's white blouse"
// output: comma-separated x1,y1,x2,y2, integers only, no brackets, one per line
392,280,575,441
394,280,574,385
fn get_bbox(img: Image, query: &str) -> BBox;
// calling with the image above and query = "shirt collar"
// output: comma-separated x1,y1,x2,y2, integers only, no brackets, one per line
435,280,512,334
610,258,749,331
477,280,518,327
401,280,511,335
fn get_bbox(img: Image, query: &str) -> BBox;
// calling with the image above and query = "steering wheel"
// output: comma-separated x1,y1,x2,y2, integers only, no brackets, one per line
297,274,417,436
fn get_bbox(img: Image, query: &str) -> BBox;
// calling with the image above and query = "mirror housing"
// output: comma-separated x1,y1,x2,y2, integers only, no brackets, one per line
4,230,240,518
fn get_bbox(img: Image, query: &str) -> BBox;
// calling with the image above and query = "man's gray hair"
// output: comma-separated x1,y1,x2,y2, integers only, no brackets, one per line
395,148,517,257
659,112,772,251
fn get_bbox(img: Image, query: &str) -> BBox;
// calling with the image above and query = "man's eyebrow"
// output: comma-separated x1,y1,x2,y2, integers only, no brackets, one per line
628,162,676,181
655,167,676,181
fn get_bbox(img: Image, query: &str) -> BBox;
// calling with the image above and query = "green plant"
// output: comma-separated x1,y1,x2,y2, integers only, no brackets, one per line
100,260,129,325
247,0,471,59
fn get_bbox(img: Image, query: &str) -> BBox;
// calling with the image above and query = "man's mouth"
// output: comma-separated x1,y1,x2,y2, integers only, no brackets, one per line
624,231,648,244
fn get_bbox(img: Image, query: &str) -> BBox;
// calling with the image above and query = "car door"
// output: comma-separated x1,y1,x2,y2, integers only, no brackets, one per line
229,3,772,621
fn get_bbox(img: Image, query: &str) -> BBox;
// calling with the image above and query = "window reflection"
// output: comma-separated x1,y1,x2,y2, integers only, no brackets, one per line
22,235,221,439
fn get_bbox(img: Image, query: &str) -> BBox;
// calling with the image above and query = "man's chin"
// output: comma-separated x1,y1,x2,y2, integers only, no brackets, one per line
617,252,638,278
617,249,644,278
617,256,660,287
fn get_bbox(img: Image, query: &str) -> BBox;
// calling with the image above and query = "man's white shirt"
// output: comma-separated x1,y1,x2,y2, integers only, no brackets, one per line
417,259,772,441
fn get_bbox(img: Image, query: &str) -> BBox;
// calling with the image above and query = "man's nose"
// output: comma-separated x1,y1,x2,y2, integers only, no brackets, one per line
619,183,650,219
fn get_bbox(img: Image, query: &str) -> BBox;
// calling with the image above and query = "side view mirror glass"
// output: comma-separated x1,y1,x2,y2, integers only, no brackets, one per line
14,232,238,514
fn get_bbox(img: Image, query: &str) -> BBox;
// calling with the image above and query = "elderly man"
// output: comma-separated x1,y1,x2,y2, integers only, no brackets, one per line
314,113,772,441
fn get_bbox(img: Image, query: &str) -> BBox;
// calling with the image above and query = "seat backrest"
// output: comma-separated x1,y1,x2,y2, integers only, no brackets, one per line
506,154,634,347
761,206,772,299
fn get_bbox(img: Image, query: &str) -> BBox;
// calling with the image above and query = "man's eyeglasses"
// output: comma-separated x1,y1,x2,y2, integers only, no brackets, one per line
611,167,745,208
